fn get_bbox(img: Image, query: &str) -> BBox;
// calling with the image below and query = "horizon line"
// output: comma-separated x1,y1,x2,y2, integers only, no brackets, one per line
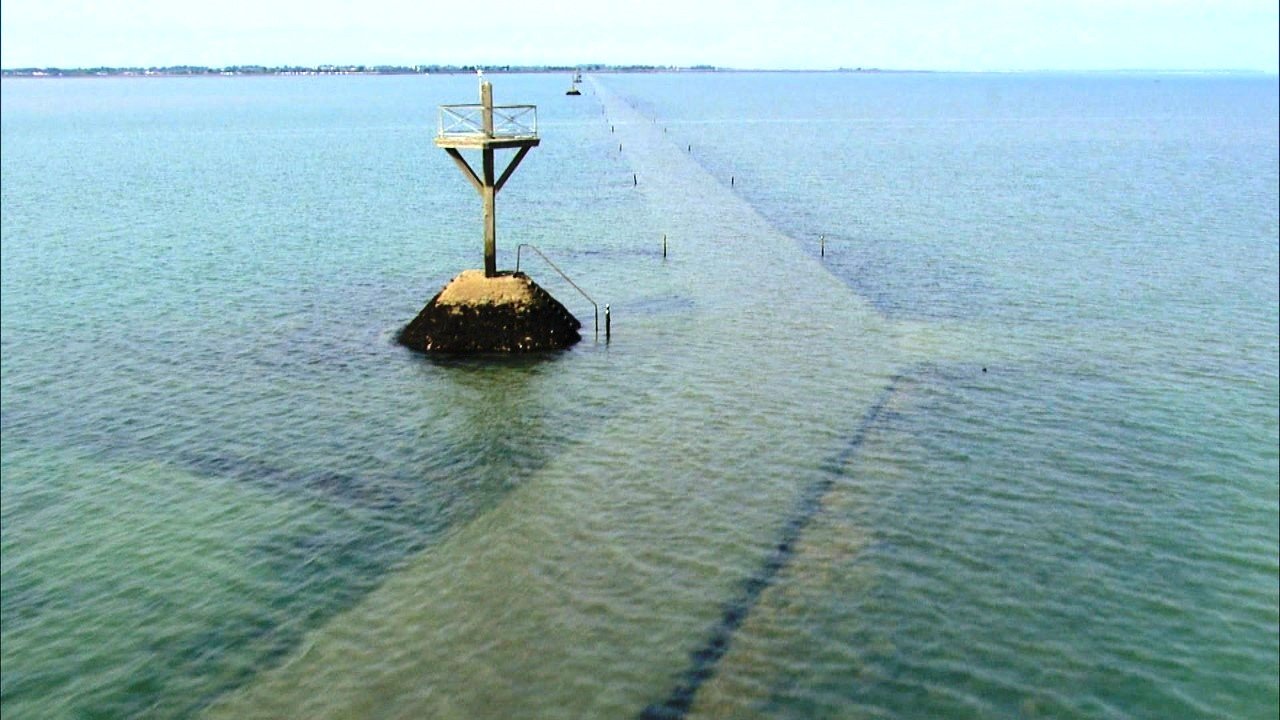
3,63,1276,76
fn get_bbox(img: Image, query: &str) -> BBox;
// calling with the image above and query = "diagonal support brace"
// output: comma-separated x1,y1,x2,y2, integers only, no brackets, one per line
494,145,533,193
444,148,483,194
445,145,531,196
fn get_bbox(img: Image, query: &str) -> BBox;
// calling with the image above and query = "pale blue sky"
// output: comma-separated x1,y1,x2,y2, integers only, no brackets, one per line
2,0,1277,72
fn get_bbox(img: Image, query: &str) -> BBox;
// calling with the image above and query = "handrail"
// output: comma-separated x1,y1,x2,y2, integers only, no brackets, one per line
515,244,598,339
438,103,538,138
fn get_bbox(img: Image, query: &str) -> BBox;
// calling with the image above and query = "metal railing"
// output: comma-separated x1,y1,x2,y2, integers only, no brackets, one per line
438,104,538,138
515,244,598,338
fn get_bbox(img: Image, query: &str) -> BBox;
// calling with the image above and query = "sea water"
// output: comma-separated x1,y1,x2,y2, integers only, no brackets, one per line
1,71,1276,719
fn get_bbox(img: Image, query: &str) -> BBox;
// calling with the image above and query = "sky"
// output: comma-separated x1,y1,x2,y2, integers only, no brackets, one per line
2,0,1277,72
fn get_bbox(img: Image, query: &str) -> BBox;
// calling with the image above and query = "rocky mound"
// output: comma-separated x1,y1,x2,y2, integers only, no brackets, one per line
398,270,581,353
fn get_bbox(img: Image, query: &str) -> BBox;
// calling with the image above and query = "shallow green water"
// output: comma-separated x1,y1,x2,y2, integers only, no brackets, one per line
2,72,1277,719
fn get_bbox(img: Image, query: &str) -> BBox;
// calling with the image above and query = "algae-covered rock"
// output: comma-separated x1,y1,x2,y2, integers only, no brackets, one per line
398,270,581,353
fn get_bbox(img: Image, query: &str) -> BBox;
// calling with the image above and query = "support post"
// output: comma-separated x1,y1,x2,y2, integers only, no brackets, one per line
483,150,497,277
481,82,494,136
481,81,497,276
435,80,539,279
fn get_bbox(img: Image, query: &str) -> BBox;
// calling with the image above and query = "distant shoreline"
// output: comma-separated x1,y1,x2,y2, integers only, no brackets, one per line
3,65,1269,79
0,64,924,78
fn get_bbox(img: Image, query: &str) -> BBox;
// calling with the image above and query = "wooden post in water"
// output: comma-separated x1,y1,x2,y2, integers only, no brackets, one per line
480,83,497,276
436,79,539,277
401,81,586,354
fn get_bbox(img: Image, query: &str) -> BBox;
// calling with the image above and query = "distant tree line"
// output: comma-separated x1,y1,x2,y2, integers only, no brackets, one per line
1,64,722,77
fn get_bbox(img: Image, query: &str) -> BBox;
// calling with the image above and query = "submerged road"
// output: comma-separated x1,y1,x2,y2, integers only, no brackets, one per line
205,76,999,719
